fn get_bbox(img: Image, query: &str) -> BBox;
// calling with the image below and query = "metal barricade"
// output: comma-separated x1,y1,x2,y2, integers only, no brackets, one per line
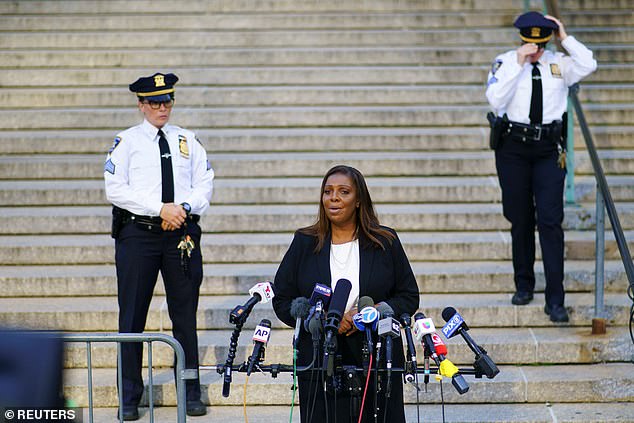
63,333,194,423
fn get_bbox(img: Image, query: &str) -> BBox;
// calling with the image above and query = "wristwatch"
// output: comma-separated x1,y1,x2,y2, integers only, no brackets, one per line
181,202,191,216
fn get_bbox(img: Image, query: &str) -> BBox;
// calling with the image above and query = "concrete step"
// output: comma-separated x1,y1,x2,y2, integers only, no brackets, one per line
2,28,632,49
73,403,634,423
0,259,628,298
1,45,632,68
1,125,633,155
2,150,634,179
2,104,633,130
1,0,630,14
60,362,634,407
2,175,632,206
2,84,631,109
1,229,634,264
0,292,630,331
60,327,633,370
1,64,631,88
0,11,631,33
3,202,634,235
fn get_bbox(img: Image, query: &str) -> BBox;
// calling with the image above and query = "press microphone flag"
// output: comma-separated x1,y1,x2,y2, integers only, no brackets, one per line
247,319,271,376
249,282,275,304
441,307,499,379
230,281,275,324
309,283,332,307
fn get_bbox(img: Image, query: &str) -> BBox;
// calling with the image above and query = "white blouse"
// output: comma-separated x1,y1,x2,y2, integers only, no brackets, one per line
329,239,360,313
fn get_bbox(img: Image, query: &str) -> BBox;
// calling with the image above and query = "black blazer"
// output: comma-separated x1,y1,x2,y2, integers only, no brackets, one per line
272,227,420,368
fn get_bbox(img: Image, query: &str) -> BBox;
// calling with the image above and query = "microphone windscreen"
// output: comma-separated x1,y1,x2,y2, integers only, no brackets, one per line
327,278,352,318
375,302,394,318
308,314,323,335
357,296,374,311
442,307,458,322
290,297,311,320
413,312,425,321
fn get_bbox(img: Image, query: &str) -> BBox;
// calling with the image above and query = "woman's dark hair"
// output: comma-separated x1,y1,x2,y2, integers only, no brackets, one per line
299,165,395,252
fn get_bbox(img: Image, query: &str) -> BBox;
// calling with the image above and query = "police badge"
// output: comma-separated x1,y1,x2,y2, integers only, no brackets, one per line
178,135,189,158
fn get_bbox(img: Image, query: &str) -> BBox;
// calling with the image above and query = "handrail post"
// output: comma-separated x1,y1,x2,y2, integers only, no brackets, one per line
593,187,607,334
565,98,576,205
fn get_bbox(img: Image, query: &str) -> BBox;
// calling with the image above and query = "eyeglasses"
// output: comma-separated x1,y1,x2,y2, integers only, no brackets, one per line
142,99,174,110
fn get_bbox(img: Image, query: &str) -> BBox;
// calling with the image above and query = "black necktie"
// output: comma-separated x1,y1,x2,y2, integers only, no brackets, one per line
529,63,543,125
158,129,174,203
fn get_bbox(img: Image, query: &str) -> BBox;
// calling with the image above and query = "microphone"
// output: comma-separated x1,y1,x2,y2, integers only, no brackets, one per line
376,302,400,397
303,284,332,332
229,281,275,325
441,307,499,379
399,313,417,384
309,283,332,308
431,332,447,356
412,312,438,360
246,319,271,376
290,297,311,349
413,312,469,395
323,279,352,376
353,296,379,354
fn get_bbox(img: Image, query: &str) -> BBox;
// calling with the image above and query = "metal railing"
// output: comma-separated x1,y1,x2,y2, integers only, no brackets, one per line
540,0,634,339
63,333,195,423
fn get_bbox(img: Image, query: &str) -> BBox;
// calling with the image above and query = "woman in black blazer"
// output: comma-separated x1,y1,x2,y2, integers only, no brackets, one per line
273,165,419,423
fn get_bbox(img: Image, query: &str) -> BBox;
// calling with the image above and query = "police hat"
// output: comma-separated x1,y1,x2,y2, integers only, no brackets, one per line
129,72,178,102
514,11,558,44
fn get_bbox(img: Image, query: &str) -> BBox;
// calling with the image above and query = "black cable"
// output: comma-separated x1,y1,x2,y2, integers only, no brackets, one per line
307,369,317,423
439,379,446,423
415,373,420,423
322,368,329,423
628,283,634,346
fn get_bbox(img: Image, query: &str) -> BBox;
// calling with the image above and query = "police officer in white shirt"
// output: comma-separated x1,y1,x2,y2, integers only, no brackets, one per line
104,73,213,419
486,12,597,323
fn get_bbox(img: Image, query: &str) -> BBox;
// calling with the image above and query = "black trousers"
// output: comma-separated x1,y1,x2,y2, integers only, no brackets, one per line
115,221,203,407
495,135,566,307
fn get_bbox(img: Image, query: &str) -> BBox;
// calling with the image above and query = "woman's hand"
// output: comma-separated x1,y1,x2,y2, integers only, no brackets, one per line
338,307,359,336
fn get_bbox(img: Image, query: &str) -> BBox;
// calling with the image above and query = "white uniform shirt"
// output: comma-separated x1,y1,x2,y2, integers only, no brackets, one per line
104,119,214,216
330,239,360,313
486,36,597,124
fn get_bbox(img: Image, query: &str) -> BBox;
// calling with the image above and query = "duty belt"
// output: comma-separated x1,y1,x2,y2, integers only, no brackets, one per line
505,121,558,142
123,211,200,232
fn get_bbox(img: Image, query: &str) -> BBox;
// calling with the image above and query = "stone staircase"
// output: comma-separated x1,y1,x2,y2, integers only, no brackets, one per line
0,0,633,421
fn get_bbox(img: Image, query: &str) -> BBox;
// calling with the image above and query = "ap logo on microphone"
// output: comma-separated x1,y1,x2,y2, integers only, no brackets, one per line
253,325,271,343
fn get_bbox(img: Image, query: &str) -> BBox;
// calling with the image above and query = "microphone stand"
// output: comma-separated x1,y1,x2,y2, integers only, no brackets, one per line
221,318,244,397
423,346,430,392
374,339,381,423
222,298,258,397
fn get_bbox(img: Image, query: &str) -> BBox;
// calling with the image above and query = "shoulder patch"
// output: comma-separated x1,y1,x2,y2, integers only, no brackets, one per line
491,60,503,76
104,158,116,175
108,136,122,154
